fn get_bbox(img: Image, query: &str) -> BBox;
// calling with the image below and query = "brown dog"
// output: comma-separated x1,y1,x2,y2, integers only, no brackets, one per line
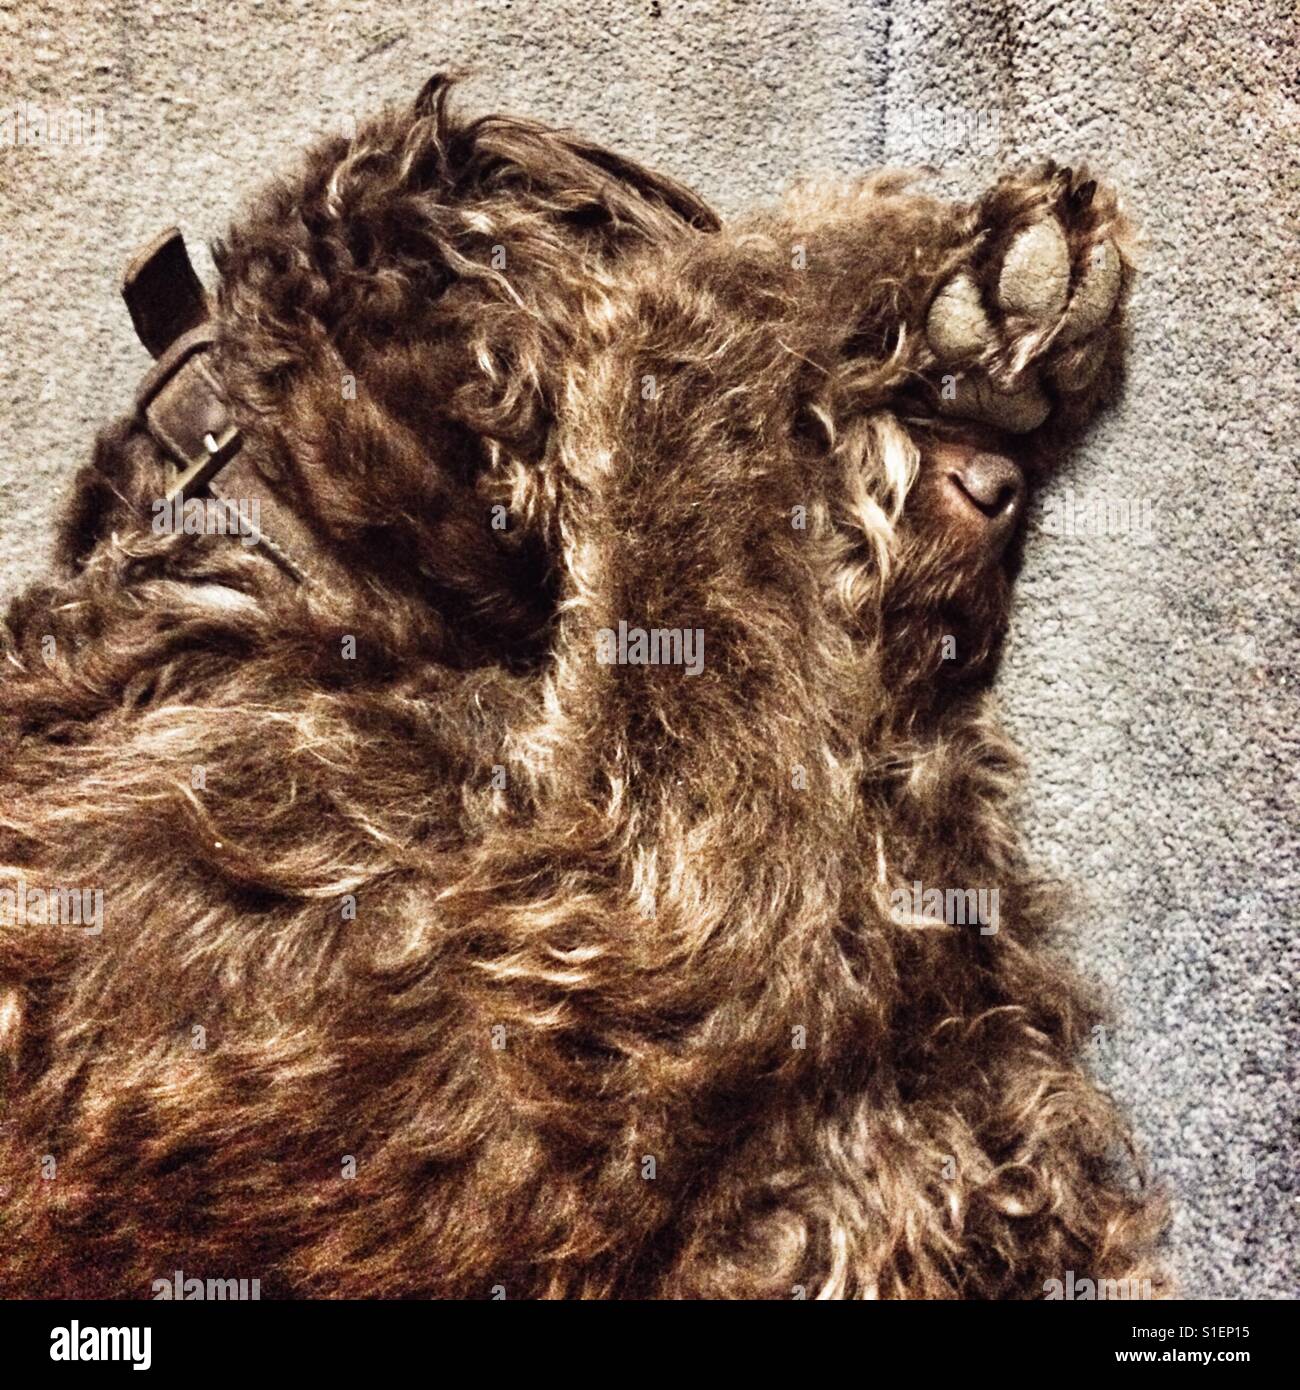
0,74,1165,1298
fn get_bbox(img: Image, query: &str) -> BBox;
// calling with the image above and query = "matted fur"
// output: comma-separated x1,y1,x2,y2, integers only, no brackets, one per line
0,75,1165,1298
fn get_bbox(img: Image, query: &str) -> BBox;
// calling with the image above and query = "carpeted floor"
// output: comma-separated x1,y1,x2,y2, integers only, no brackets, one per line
1,0,1294,1298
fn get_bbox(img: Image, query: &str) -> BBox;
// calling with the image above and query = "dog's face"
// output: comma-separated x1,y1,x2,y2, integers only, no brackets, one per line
762,167,1126,706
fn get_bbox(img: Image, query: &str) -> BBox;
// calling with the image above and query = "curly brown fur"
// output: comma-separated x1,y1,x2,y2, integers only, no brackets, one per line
0,75,1165,1299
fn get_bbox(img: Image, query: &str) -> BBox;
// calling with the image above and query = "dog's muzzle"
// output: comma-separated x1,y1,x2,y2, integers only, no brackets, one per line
911,425,1027,561
934,441,1024,549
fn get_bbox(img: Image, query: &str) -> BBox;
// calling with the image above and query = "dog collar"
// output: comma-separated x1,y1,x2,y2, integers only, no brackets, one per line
122,227,331,587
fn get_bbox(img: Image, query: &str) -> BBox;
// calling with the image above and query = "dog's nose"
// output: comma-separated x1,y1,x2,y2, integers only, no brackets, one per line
946,451,1024,535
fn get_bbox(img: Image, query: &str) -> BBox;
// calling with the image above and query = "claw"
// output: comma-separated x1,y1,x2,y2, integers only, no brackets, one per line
1069,178,1097,212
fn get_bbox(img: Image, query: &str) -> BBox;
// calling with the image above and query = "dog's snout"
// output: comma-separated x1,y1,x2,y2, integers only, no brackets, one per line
915,431,1027,559
948,452,1024,526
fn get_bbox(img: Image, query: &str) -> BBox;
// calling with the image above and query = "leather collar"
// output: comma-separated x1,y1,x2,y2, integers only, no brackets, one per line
122,227,332,587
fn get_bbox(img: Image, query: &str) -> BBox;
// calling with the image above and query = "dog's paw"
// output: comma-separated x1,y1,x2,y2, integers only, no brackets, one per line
923,165,1129,433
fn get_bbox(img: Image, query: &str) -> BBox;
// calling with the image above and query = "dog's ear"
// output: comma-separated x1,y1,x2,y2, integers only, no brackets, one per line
413,70,463,120
54,420,150,574
412,69,722,236
57,459,123,572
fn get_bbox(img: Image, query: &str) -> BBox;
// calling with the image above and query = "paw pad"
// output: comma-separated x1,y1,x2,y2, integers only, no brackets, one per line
1056,239,1121,346
924,185,1125,431
942,374,1051,434
925,273,993,360
998,218,1070,321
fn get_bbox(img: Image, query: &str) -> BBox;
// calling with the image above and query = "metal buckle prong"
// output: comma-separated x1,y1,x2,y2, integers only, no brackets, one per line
165,422,243,502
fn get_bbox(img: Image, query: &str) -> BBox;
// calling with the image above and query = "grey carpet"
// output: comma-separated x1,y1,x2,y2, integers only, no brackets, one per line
0,0,1294,1298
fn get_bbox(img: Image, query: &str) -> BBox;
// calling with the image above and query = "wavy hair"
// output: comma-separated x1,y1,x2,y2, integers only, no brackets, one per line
0,74,1164,1298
